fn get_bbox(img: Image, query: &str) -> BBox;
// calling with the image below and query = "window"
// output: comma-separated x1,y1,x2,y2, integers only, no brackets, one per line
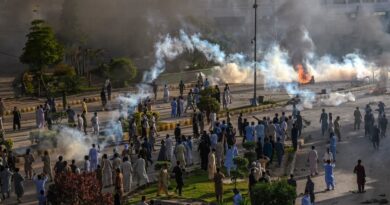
377,0,388,3
333,0,347,3
362,0,374,3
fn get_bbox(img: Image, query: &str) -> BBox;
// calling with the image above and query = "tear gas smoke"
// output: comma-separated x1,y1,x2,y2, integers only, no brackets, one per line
320,92,356,107
52,127,90,160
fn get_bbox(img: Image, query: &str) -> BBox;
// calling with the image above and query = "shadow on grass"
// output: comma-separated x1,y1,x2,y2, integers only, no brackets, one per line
127,169,249,205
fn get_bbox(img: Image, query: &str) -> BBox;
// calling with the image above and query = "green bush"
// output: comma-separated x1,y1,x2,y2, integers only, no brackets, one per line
251,180,296,205
197,96,220,114
231,156,249,188
22,72,35,95
4,139,13,150
132,111,160,127
233,156,249,168
94,58,138,87
244,152,257,165
242,142,257,151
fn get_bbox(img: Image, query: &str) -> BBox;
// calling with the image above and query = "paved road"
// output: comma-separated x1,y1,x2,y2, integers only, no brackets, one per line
0,81,372,205
294,91,390,205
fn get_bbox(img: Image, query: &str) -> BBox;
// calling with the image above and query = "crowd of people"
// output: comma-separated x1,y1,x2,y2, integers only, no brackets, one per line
0,76,387,205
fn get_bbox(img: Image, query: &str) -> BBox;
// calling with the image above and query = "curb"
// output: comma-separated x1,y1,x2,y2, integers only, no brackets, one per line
3,82,198,116
4,93,122,116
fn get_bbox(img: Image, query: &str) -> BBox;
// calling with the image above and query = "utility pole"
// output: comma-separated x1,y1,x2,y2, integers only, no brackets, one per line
252,0,258,106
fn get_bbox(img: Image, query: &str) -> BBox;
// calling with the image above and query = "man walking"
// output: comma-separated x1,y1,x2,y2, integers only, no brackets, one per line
334,116,341,141
291,124,299,151
372,125,380,150
305,175,315,205
296,112,303,137
214,168,225,204
324,160,335,191
308,146,319,176
288,174,297,205
179,80,185,96
91,112,100,135
12,107,21,131
330,132,337,161
354,107,362,130
172,161,184,196
320,109,328,137
353,159,366,193
275,138,285,167
89,144,99,171
379,114,388,138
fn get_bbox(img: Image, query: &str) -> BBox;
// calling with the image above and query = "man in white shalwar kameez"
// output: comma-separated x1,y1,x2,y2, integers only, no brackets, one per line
208,149,217,180
91,112,100,135
163,84,170,103
134,155,149,186
165,135,174,162
175,141,186,168
37,106,45,129
308,146,319,176
120,156,133,193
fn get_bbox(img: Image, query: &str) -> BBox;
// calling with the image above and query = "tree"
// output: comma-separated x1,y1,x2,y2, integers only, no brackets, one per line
242,141,257,165
197,87,221,120
20,20,64,71
110,57,137,81
231,156,248,189
20,19,64,96
251,180,296,205
99,57,137,87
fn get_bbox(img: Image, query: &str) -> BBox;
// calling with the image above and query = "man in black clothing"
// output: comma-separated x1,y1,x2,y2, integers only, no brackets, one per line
288,174,297,205
198,138,210,170
172,161,184,196
174,124,181,142
238,113,243,137
12,107,21,131
54,156,65,174
372,125,380,150
379,114,388,138
179,80,185,96
305,175,315,205
291,124,299,151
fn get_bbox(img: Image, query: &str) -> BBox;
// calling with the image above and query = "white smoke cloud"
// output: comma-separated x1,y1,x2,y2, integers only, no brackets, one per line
320,92,356,106
54,127,90,160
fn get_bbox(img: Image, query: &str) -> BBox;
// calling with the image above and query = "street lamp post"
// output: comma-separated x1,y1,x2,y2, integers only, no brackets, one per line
253,0,258,106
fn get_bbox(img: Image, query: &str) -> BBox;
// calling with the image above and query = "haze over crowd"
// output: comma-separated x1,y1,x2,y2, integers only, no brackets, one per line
1,0,390,74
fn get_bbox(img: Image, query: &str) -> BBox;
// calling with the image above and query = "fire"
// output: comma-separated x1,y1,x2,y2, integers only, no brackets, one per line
296,64,312,84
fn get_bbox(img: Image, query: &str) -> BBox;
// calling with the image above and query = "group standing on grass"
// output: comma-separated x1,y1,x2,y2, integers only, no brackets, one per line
0,77,383,205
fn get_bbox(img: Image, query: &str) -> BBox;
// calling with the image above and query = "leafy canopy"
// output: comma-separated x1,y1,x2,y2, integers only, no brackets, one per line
20,19,64,70
251,180,297,205
197,87,221,113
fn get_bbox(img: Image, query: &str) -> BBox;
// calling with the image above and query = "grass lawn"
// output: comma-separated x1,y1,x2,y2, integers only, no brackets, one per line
127,169,249,205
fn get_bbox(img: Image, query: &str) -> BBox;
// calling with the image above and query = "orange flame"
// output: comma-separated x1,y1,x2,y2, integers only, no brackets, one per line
296,64,311,84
